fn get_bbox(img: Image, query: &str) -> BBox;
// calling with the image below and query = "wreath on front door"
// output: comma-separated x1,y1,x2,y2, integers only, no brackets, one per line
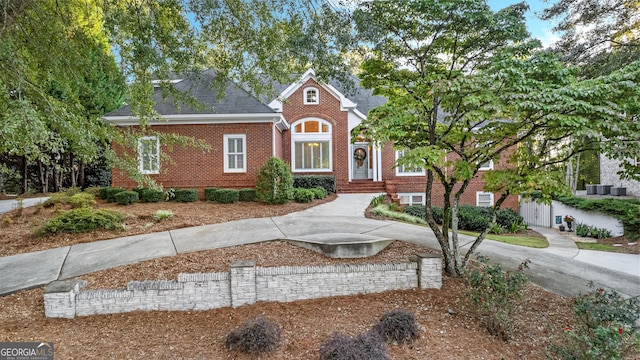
354,148,367,167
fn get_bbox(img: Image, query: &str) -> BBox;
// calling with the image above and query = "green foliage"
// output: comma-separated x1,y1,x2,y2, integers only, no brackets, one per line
174,188,197,203
83,186,102,197
114,190,139,205
37,208,124,235
403,205,526,233
319,332,389,360
576,223,613,239
164,188,176,201
256,157,293,204
489,223,504,235
98,187,110,200
238,188,257,202
556,196,640,240
204,188,220,201
105,187,126,203
293,188,315,203
140,188,163,203
225,316,281,355
214,189,240,204
310,186,327,199
548,286,640,359
152,210,173,222
465,256,530,341
69,193,96,208
370,194,386,207
133,186,149,197
372,205,425,224
373,309,418,344
293,175,336,193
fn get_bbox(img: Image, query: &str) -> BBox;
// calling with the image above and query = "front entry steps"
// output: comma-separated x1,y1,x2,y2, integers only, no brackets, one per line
284,233,394,258
340,180,386,193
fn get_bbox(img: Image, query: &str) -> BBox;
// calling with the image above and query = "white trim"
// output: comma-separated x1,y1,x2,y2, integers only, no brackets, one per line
104,113,290,131
303,86,319,104
398,193,425,206
223,134,246,173
476,191,494,207
395,150,426,176
138,136,160,174
478,159,494,171
291,118,332,172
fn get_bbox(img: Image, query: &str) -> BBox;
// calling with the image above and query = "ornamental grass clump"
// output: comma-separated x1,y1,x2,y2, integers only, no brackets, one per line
225,316,281,355
319,332,389,360
465,256,529,341
37,208,124,235
152,210,173,222
373,309,419,344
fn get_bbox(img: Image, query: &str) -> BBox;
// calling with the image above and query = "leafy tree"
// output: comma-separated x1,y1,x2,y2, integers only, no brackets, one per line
353,0,640,277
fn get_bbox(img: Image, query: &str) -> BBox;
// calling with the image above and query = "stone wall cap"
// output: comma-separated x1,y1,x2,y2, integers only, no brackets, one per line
44,280,85,293
231,260,256,268
417,253,441,259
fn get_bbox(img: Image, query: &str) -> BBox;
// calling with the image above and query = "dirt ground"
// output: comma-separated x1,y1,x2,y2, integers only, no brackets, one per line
0,194,598,359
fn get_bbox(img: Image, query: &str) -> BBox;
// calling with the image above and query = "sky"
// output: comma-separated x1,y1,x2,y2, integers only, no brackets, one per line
487,0,561,48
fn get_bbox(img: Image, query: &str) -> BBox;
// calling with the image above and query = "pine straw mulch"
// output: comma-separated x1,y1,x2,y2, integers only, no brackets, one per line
0,194,578,359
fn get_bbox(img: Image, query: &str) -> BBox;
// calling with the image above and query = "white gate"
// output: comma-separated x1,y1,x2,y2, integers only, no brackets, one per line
519,198,551,227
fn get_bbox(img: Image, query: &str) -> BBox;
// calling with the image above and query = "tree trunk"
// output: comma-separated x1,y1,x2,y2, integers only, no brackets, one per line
78,161,85,188
20,156,27,194
70,153,77,188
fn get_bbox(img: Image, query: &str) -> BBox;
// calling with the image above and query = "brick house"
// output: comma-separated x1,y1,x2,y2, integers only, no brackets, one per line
105,69,515,209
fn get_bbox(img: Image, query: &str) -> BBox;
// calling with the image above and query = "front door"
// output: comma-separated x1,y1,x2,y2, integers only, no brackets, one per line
352,144,369,180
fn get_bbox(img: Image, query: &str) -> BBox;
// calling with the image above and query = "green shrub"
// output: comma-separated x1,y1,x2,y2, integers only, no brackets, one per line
140,188,164,203
403,205,425,219
555,196,640,240
293,175,336,193
152,210,173,222
548,286,640,359
458,205,492,232
225,316,281,355
372,205,425,224
114,190,139,205
370,194,386,207
83,187,102,197
164,188,176,201
238,188,257,202
465,256,530,341
215,189,240,204
373,309,418,344
174,188,197,202
319,332,388,360
293,188,315,203
98,186,110,200
43,193,71,208
256,157,293,204
37,208,124,235
62,187,82,196
311,186,327,199
204,187,220,201
69,193,96,208
132,186,149,197
105,187,126,202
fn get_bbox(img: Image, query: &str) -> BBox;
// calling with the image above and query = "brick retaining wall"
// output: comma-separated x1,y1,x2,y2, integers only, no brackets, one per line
44,254,441,319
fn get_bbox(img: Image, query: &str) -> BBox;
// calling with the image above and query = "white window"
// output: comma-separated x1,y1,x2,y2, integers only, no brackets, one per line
224,134,246,173
479,159,494,171
398,193,425,205
395,150,425,176
476,191,494,207
138,136,160,174
292,119,331,172
303,87,319,104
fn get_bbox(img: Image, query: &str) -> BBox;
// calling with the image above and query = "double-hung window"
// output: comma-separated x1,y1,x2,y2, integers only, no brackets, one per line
476,191,494,207
224,134,246,173
138,136,160,174
395,149,425,176
292,119,331,172
303,87,319,104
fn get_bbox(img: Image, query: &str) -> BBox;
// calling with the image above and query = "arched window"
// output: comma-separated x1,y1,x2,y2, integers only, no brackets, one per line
292,119,331,171
303,87,319,104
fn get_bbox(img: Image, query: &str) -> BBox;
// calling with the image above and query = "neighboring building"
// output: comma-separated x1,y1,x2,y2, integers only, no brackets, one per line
104,69,516,209
599,155,640,197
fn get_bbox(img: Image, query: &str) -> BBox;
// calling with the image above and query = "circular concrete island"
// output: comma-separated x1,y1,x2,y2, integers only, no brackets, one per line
284,233,394,258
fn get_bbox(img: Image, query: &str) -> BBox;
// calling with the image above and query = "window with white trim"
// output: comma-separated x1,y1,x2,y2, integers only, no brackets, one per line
478,159,494,171
303,87,319,104
395,150,425,176
292,119,331,171
138,136,160,174
398,193,425,205
224,134,246,173
476,191,494,207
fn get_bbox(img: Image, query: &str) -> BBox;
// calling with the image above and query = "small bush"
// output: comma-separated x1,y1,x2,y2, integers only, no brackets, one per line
319,332,389,360
132,186,148,197
548,286,640,359
105,187,126,202
373,309,419,344
164,188,176,201
238,188,257,202
293,188,315,203
311,186,327,199
83,187,102,197
98,186,110,200
174,188,197,202
225,316,281,355
256,157,293,204
293,174,336,193
152,210,173,222
62,187,82,196
115,190,139,205
465,256,530,341
403,205,425,219
43,193,71,208
204,187,220,201
140,188,164,203
37,208,124,235
215,189,240,204
370,194,386,207
69,193,96,208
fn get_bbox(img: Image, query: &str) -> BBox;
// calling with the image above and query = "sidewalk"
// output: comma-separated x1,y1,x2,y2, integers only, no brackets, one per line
0,194,638,298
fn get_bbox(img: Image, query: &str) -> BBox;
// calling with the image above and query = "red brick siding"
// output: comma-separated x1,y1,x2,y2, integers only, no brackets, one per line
111,122,274,197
